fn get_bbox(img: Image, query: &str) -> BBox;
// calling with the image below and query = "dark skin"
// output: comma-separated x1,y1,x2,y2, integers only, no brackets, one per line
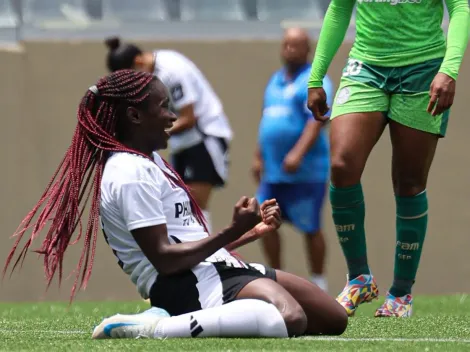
134,52,212,210
308,73,446,196
121,78,348,337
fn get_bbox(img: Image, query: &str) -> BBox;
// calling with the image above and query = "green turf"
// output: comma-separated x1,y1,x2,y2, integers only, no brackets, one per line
1,295,469,351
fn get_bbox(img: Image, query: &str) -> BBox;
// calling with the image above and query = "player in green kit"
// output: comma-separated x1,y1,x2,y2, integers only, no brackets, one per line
307,0,469,317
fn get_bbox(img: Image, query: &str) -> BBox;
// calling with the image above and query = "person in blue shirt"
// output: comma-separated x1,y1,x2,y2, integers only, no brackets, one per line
252,27,334,292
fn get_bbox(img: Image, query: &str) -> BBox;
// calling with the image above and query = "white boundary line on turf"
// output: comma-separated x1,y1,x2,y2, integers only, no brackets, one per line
0,330,469,343
0,329,88,335
303,337,470,343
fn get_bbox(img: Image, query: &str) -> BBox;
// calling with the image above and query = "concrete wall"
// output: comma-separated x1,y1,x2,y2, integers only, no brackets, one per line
1,40,469,302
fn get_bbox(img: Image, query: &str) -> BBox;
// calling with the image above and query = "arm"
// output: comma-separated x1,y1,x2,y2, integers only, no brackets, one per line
167,74,198,135
252,83,270,183
225,199,282,251
288,75,334,160
307,0,355,88
440,0,470,80
224,228,258,252
168,104,197,135
288,121,322,160
252,143,263,183
132,224,238,276
118,179,239,276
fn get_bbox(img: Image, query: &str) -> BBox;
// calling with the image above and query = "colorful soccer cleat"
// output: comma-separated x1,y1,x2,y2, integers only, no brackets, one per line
336,274,379,316
375,292,413,317
92,307,170,339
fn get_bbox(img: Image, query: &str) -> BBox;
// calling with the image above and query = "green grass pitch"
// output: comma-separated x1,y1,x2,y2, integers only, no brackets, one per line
1,295,469,351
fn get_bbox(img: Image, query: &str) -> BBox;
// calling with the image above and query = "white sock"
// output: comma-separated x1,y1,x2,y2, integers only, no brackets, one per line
311,274,328,292
202,210,212,234
154,299,288,338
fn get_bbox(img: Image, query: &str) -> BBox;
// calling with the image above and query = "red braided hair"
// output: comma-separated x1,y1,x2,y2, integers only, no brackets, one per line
3,69,207,301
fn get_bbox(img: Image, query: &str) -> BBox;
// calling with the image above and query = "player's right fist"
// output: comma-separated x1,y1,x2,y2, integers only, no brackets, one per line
230,196,261,236
307,87,330,122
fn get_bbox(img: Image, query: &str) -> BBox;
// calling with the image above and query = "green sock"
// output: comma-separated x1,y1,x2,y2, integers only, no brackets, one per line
330,183,369,279
390,191,428,297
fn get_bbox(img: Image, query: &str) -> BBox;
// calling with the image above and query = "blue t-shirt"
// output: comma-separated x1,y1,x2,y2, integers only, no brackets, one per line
258,63,333,184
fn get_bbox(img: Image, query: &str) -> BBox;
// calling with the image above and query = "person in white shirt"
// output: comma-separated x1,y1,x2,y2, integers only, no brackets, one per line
4,69,347,339
104,36,233,234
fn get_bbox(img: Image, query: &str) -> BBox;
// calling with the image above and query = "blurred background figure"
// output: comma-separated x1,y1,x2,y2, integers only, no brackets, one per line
104,36,233,234
252,27,334,292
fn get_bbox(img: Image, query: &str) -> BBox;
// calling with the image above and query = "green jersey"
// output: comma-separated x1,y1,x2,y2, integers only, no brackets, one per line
308,0,470,88
352,0,448,67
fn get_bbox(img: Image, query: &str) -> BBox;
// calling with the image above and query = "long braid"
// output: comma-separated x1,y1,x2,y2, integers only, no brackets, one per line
3,69,206,302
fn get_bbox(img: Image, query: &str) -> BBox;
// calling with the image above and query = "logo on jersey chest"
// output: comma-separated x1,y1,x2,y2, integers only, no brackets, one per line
175,200,192,218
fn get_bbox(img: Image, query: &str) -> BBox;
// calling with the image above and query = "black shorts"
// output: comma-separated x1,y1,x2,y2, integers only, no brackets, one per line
149,262,276,316
171,137,229,188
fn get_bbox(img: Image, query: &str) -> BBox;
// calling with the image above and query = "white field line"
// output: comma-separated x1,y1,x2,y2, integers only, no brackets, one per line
0,329,469,343
302,336,470,343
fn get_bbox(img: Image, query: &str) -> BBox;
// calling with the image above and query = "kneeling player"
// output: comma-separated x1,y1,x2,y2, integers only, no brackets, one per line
4,69,347,339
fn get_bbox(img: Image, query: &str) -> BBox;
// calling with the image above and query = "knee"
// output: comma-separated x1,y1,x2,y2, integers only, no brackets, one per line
280,301,308,337
324,305,349,335
393,176,426,197
330,155,362,187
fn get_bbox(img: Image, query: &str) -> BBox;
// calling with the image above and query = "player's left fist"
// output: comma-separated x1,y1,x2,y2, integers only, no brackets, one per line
427,72,456,117
253,199,282,235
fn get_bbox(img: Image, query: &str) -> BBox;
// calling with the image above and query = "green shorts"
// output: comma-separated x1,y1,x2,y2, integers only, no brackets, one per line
331,57,449,137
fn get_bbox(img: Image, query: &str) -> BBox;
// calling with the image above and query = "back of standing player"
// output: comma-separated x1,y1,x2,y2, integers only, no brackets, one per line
104,36,233,233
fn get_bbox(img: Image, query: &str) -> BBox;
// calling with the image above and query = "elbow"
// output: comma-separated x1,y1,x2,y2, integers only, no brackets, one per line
152,260,180,276
150,249,185,276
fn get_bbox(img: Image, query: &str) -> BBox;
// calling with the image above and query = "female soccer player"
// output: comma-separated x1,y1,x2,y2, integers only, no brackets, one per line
4,70,347,339
104,36,232,235
307,0,469,317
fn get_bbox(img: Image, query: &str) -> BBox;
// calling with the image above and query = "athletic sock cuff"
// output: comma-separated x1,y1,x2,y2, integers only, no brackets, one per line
396,191,428,218
330,183,364,208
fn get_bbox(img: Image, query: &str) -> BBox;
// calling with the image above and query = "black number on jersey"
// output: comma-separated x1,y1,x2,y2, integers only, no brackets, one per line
182,217,196,226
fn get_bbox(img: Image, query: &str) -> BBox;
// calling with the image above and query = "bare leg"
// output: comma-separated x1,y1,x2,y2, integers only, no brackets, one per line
275,270,348,335
305,230,326,276
237,273,348,336
386,120,438,299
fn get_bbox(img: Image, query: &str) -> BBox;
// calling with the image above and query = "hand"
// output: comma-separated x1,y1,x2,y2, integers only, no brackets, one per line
251,157,263,184
427,72,456,117
307,87,330,122
283,151,302,173
230,196,261,238
253,199,282,236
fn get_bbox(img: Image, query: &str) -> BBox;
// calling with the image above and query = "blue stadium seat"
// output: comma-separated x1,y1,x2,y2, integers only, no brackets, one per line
180,0,247,21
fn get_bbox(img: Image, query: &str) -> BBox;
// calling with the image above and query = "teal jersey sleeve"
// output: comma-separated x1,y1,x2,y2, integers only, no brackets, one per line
440,0,470,80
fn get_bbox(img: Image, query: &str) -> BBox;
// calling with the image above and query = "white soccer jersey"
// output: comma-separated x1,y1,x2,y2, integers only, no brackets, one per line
99,152,234,299
153,50,233,153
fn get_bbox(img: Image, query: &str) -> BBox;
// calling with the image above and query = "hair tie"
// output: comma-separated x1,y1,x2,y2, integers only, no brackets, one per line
88,85,99,95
